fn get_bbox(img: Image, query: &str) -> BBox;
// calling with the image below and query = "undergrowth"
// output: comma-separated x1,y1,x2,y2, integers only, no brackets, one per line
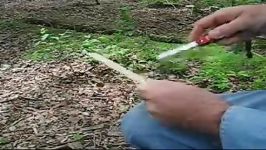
188,46,266,92
22,25,266,92
116,6,136,35
141,0,264,8
0,20,265,93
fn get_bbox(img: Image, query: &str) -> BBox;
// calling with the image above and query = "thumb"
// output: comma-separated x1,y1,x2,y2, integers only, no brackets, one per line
208,16,248,39
136,78,153,91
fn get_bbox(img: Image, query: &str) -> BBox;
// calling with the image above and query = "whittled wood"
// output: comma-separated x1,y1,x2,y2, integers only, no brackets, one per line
88,53,146,84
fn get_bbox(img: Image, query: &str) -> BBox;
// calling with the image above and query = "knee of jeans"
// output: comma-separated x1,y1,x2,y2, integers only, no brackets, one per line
121,102,152,146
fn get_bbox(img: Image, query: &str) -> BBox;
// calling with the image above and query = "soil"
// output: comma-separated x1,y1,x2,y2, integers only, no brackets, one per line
0,22,38,64
0,0,213,62
0,60,137,149
1,0,211,41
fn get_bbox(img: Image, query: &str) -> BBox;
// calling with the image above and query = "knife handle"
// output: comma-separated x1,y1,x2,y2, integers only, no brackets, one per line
196,35,214,46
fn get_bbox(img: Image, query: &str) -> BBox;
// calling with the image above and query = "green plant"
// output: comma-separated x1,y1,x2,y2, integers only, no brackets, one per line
117,6,136,34
187,45,266,92
72,133,84,142
192,66,232,92
141,0,261,7
231,0,263,6
140,0,181,5
158,58,189,75
25,28,85,61
0,137,8,145
251,67,266,89
17,21,266,93
194,0,262,8
39,28,63,42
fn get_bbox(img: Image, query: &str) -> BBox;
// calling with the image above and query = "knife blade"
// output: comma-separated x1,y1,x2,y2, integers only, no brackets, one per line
158,35,213,60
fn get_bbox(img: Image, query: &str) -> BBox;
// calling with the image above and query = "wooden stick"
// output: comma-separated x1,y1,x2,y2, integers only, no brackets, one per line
87,52,146,85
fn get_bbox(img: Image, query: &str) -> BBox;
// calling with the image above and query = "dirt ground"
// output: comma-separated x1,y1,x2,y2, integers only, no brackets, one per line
1,60,138,149
0,22,39,64
0,0,213,149
0,0,213,62
1,0,209,41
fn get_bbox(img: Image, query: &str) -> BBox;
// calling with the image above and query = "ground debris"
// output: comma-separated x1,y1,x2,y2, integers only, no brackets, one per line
0,60,135,149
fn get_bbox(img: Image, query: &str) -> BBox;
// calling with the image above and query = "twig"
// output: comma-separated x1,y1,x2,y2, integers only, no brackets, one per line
10,118,24,127
0,96,43,103
1,127,34,134
0,96,18,103
20,96,43,101
81,124,105,131
49,144,70,150
165,0,176,10
48,135,92,150
253,52,265,58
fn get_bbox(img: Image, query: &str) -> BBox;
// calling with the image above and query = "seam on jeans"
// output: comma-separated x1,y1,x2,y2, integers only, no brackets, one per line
219,106,236,148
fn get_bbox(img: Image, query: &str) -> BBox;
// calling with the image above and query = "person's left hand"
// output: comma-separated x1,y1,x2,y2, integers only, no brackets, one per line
138,79,229,135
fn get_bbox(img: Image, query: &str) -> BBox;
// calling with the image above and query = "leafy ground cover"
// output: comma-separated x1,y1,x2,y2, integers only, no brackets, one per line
19,21,266,93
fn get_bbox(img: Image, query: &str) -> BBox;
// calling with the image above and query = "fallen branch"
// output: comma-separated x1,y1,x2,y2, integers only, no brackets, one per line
81,124,105,131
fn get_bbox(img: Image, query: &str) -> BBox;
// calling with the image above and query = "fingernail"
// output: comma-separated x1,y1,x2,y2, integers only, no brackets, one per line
209,30,224,39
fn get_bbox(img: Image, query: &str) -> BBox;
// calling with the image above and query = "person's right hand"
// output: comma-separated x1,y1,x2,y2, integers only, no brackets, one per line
190,4,266,45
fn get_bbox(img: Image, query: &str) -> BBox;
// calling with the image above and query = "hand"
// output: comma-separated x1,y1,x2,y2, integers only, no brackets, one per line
190,4,266,45
138,80,229,135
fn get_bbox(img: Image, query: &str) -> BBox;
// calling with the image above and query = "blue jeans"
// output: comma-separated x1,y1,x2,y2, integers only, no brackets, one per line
121,91,266,149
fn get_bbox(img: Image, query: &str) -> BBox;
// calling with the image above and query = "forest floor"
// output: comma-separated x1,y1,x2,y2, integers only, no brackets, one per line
1,0,266,149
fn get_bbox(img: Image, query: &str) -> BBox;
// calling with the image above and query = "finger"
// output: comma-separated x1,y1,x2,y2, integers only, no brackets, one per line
208,16,249,40
217,36,242,45
146,101,158,116
189,7,242,41
136,79,155,101
217,32,254,45
136,82,146,93
189,25,206,41
137,79,153,91
144,101,156,118
146,102,172,125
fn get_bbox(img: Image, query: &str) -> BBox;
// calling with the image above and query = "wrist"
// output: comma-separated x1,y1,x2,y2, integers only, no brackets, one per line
208,101,229,135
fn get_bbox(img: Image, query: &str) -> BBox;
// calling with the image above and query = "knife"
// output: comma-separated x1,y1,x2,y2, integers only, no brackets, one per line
158,35,213,60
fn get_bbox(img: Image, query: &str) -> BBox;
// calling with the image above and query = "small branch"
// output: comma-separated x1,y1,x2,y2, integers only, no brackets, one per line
0,96,43,103
165,0,176,9
49,144,70,150
0,96,19,103
253,52,265,58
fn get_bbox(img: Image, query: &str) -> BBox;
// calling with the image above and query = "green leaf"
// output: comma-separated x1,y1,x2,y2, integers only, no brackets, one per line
50,36,60,41
83,39,100,48
41,34,50,41
98,36,111,43
0,137,8,145
82,42,92,49
40,28,47,34
237,71,250,77
90,39,100,43
84,34,92,39
72,133,84,141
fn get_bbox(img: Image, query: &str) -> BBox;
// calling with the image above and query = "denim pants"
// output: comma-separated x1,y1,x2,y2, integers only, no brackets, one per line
121,90,266,149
